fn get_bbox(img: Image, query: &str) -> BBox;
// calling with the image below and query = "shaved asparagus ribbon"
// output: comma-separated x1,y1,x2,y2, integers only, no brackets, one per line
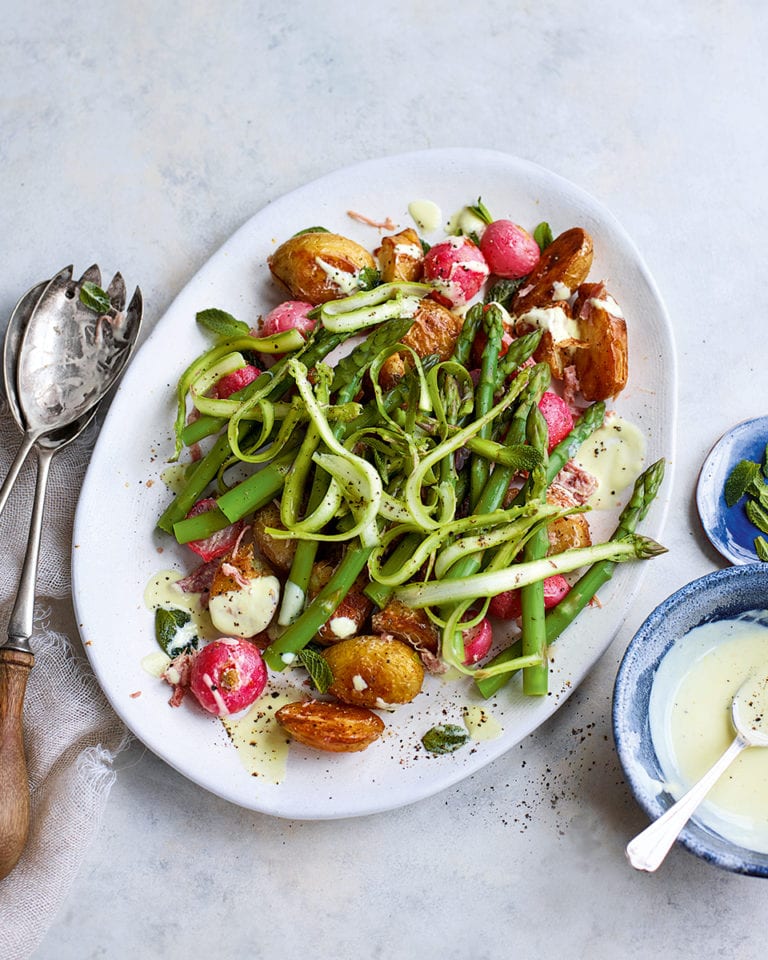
164,276,667,684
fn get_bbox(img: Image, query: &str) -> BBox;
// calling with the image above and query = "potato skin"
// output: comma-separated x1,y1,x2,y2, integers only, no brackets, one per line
378,297,463,389
546,485,592,555
371,599,439,655
307,560,373,645
377,227,424,282
275,700,385,753
316,588,373,645
525,302,583,381
323,635,424,708
268,231,375,304
209,543,274,598
512,227,593,313
572,282,628,400
251,501,296,574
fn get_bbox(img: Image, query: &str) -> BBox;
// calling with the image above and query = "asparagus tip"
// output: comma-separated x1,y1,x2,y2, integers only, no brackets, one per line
634,535,668,559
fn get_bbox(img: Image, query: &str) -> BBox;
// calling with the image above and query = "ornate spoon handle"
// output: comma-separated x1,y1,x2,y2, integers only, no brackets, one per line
0,445,54,879
626,735,746,872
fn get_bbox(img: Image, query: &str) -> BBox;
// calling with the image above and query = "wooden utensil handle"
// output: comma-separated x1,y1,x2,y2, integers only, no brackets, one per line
0,647,34,880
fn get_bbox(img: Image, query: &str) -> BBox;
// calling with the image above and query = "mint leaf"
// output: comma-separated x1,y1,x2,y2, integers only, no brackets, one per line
746,499,768,534
298,646,334,694
756,536,768,562
196,308,250,339
763,443,768,479
155,607,198,656
79,281,112,315
357,267,381,291
292,226,330,237
533,221,554,252
752,478,768,510
724,459,761,507
421,723,470,755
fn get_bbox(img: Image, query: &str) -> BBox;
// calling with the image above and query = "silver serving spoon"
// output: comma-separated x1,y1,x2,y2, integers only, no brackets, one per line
0,268,70,514
626,667,768,872
0,266,142,880
0,266,142,512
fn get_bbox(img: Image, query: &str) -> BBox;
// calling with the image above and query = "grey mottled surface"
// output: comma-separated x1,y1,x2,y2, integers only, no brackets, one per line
2,0,766,957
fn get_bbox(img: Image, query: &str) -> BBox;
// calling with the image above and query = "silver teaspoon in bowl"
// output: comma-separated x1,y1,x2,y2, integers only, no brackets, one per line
0,266,142,880
626,667,768,872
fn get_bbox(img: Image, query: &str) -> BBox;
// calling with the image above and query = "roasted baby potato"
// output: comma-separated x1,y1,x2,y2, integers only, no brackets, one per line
275,700,385,753
209,543,280,638
316,589,374,645
572,282,628,400
268,231,376,304
512,227,593,314
377,227,424,282
371,598,440,655
516,301,585,380
546,485,592,555
378,296,463,389
307,560,373,644
323,635,424,708
251,501,296,574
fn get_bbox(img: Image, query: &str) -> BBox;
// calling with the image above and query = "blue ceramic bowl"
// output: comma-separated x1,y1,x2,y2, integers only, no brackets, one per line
613,564,768,877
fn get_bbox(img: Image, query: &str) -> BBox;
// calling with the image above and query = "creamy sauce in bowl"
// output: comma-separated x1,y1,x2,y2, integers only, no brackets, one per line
649,614,768,852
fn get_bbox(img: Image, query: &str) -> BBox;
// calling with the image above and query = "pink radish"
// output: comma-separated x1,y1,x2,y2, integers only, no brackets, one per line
422,236,489,306
479,220,540,279
189,637,267,716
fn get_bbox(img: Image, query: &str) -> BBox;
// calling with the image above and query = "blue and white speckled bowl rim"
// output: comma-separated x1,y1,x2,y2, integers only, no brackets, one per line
696,415,768,565
613,564,768,877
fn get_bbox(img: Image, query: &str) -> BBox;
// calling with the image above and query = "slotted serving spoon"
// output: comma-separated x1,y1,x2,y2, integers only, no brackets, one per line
0,265,142,880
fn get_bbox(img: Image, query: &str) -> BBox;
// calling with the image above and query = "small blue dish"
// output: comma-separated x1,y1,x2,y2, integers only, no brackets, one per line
697,416,768,565
613,564,768,877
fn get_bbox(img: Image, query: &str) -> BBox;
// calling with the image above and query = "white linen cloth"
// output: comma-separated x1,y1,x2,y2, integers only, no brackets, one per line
0,397,130,960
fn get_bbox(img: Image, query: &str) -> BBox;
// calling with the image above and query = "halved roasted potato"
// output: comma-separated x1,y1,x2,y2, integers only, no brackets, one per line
308,560,373,645
371,598,440,656
572,282,628,400
209,543,280,638
251,501,296,574
512,227,593,314
378,296,463,389
268,231,376,304
546,485,592,555
377,227,424,282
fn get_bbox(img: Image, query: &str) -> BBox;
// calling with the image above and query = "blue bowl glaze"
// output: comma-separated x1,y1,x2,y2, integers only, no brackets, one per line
697,416,768,565
613,564,768,877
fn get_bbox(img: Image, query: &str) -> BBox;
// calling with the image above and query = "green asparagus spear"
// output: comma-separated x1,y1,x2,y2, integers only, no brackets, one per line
474,458,666,698
497,329,543,378
451,302,484,367
330,315,415,393
263,543,373,670
470,305,505,507
520,404,550,696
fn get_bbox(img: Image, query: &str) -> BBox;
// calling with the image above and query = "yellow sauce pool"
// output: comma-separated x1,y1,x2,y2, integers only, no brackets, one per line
649,615,768,852
573,413,646,509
